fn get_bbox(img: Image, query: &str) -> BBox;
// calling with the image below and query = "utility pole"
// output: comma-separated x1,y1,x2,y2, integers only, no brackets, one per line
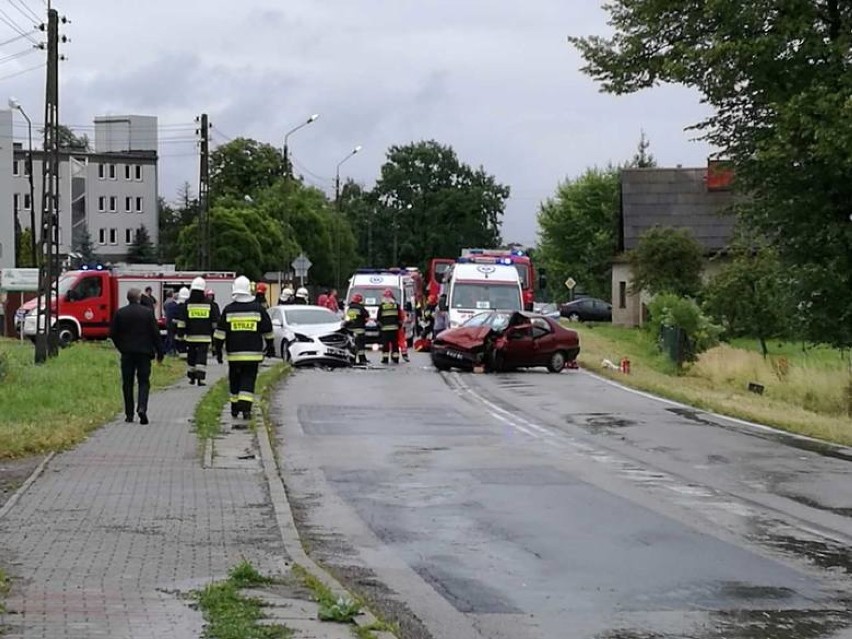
196,113,210,270
35,5,62,363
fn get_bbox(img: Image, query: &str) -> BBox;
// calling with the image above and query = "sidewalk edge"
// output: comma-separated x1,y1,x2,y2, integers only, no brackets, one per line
256,417,395,638
0,452,55,522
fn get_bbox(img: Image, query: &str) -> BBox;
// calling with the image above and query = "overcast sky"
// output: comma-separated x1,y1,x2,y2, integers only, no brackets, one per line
4,0,712,245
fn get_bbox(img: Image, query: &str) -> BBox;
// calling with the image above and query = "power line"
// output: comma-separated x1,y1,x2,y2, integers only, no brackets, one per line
0,46,36,64
0,29,34,46
0,58,40,80
6,0,39,25
0,6,37,44
290,155,334,183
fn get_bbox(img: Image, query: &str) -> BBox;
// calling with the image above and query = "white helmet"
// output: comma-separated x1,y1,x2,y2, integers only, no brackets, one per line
178,286,190,301
279,287,294,303
232,275,254,302
190,276,206,291
296,287,309,299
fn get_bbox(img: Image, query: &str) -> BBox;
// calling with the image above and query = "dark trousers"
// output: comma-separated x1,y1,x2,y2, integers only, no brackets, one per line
353,330,367,363
164,325,177,354
120,353,152,418
229,361,260,415
187,342,209,380
381,330,399,363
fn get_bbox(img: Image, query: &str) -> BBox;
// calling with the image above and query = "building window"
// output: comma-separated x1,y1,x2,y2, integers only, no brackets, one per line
98,163,105,179
98,228,106,244
109,196,117,212
134,165,142,181
125,196,132,213
619,281,627,309
125,164,131,180
13,193,20,211
108,164,116,180
23,193,31,210
125,229,133,244
12,160,20,176
135,196,143,212
98,196,106,212
109,228,117,245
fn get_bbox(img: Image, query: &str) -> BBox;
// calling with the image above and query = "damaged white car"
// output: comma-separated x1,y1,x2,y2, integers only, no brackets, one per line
269,305,355,368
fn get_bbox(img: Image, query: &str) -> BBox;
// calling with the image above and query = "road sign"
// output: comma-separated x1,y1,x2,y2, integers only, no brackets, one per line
291,254,312,278
0,268,39,292
564,277,576,290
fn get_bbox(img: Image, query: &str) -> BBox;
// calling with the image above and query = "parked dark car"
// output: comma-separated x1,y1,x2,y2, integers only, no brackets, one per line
560,297,612,322
431,311,580,373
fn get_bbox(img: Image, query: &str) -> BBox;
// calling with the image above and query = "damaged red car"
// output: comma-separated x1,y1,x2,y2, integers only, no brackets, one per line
431,311,580,373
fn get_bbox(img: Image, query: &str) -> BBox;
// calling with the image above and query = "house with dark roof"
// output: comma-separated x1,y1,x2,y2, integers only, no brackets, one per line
612,165,738,326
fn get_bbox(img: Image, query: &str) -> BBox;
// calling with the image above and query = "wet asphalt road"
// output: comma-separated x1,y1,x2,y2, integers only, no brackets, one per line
272,353,852,639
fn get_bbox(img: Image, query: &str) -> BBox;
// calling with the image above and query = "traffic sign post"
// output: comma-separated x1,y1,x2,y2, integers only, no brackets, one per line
564,277,577,302
291,254,312,287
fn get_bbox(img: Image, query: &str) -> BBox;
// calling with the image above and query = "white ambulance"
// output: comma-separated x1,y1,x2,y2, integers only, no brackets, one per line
443,262,523,328
345,269,418,344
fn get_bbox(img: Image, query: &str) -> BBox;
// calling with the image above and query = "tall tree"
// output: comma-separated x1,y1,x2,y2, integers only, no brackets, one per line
629,227,704,297
127,225,157,264
703,238,793,356
159,184,199,263
369,140,508,269
632,129,656,168
537,167,619,300
569,1,852,348
209,138,286,204
73,225,95,262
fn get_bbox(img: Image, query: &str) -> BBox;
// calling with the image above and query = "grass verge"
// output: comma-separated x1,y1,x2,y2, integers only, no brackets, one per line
0,339,183,459
194,559,290,639
0,567,9,614
193,377,231,442
575,324,852,446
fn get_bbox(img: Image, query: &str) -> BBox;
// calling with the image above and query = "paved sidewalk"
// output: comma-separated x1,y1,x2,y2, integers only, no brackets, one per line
0,363,288,638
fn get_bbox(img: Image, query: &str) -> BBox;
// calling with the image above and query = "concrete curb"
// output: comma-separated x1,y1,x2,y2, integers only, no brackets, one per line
256,403,396,638
0,452,55,522
581,367,852,462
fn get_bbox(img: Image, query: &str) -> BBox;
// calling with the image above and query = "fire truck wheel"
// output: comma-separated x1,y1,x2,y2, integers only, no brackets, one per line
56,322,78,348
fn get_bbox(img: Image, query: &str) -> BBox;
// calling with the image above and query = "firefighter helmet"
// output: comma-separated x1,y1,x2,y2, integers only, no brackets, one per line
190,276,206,291
232,276,254,302
256,282,268,294
295,287,309,300
178,287,190,301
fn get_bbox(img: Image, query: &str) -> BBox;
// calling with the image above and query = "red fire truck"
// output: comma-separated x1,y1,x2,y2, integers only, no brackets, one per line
19,265,235,346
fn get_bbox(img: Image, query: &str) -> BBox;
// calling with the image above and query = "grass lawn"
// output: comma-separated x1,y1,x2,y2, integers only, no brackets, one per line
0,338,184,459
574,323,852,446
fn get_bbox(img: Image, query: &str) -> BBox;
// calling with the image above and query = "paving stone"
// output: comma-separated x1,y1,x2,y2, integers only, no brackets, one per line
0,364,288,638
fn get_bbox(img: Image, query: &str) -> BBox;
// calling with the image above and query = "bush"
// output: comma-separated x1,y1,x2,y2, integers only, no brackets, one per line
648,294,722,367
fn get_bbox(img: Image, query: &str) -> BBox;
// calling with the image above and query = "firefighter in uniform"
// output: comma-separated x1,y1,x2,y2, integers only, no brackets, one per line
176,277,220,386
378,289,403,364
419,294,438,343
174,286,190,359
345,293,370,365
214,276,275,420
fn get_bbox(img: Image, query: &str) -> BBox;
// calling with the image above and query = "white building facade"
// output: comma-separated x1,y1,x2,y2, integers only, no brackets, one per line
2,114,159,267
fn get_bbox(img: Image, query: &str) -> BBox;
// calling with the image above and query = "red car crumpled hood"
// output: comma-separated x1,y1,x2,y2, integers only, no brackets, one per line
436,326,493,350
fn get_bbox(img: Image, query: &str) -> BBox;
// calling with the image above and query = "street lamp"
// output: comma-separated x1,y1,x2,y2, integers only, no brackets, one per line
283,113,319,178
334,145,362,290
8,97,36,265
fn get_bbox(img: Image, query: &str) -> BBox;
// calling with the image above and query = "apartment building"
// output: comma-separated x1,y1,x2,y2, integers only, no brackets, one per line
1,114,159,268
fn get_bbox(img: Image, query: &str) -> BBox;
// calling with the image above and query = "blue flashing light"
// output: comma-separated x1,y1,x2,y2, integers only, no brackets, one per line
500,257,512,265
511,249,525,257
80,262,106,271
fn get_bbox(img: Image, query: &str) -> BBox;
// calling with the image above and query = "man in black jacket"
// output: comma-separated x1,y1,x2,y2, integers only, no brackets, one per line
109,288,164,424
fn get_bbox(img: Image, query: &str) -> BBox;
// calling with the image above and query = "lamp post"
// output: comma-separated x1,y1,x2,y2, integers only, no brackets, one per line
283,113,319,178
8,97,36,265
334,145,362,290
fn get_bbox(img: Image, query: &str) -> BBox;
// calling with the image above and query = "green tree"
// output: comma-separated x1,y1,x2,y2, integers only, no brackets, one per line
631,129,656,168
368,140,508,269
127,225,157,263
628,227,704,297
568,1,852,349
73,225,95,262
209,138,286,204
42,125,90,151
17,228,35,267
704,240,792,357
159,184,199,263
537,167,619,300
